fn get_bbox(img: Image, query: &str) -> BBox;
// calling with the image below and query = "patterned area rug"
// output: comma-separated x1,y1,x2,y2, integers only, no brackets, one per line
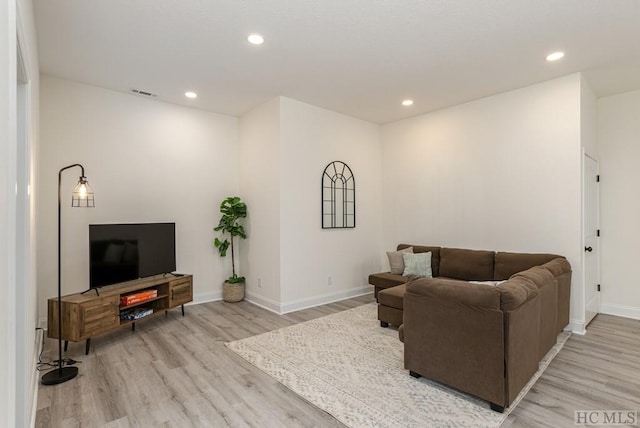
226,303,569,428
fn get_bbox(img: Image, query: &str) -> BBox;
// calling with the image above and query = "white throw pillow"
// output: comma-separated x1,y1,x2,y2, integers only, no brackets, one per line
402,252,433,278
469,280,507,286
386,247,414,275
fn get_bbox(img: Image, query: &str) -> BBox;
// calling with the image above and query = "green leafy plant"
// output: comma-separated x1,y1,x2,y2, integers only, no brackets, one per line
213,196,247,283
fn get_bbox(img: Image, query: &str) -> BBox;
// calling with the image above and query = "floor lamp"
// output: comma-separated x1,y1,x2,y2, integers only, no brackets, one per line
41,163,94,385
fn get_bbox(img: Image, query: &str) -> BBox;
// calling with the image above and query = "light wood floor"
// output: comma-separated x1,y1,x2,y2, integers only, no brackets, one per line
503,313,640,427
36,295,640,427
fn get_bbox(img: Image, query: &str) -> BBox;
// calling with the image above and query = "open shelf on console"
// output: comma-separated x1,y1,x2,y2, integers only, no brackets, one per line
119,294,169,310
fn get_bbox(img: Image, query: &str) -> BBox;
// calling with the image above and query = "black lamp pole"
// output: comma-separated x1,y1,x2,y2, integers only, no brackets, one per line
41,163,94,385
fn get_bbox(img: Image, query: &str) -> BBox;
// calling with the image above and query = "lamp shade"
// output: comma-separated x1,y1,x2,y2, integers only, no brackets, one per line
71,176,95,207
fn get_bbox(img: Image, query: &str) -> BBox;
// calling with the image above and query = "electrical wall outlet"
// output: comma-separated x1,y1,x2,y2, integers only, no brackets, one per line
257,277,262,288
327,276,333,285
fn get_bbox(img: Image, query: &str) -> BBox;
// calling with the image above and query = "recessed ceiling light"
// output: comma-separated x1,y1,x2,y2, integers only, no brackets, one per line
185,91,198,99
402,99,414,106
546,51,565,62
248,34,264,45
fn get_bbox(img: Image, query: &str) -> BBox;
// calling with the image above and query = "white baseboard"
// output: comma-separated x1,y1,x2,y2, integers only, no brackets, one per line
190,291,223,305
244,292,282,314
279,286,373,314
568,319,586,335
189,286,373,315
191,290,282,313
599,303,640,321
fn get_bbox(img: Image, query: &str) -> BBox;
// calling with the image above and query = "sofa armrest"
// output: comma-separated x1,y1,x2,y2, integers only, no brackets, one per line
406,278,502,308
498,276,543,405
541,258,572,332
498,277,539,311
503,295,541,405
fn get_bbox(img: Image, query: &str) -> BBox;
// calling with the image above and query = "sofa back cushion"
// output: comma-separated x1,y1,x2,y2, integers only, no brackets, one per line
494,252,562,280
439,247,494,281
398,244,441,277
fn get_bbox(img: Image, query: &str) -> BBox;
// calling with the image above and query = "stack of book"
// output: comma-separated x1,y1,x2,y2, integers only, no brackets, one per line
120,307,154,321
120,289,158,306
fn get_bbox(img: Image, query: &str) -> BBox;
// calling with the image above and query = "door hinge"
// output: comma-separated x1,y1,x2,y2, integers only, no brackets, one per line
596,175,600,182
597,284,601,292
597,229,600,237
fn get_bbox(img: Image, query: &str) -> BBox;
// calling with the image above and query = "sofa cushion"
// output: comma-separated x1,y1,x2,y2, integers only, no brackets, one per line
439,247,495,281
387,246,413,274
378,284,406,310
378,304,404,327
368,272,406,290
398,244,441,277
402,252,433,277
494,252,561,280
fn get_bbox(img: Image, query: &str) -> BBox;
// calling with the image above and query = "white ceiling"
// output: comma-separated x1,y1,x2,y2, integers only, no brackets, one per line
34,0,640,124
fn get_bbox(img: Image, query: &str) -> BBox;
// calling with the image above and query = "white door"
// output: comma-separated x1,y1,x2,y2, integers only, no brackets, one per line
584,154,600,326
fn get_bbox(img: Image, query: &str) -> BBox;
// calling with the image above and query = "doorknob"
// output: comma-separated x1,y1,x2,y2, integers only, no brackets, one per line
585,246,593,252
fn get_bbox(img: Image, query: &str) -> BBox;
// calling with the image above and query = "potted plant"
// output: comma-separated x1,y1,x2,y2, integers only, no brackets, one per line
213,196,248,302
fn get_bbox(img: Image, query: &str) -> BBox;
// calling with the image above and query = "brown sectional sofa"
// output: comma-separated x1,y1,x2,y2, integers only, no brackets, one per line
369,244,571,412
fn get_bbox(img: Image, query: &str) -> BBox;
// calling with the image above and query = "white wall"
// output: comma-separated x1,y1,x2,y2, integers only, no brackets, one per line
580,77,598,157
238,97,382,313
279,97,382,312
598,89,640,319
37,76,239,319
239,98,282,308
2,0,40,426
0,2,18,426
381,74,584,328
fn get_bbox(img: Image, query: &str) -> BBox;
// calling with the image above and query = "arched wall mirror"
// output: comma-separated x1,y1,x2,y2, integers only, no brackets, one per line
322,161,355,229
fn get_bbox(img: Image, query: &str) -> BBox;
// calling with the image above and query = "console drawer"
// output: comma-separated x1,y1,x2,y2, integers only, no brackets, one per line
170,281,192,307
80,296,119,337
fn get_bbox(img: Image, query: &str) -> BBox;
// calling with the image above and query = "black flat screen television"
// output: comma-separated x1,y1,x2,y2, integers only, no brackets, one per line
89,222,176,288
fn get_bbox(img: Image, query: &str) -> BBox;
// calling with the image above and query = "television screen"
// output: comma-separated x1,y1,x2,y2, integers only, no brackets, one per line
89,223,176,288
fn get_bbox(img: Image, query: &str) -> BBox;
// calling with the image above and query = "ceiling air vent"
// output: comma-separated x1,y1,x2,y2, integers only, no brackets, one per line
131,88,158,97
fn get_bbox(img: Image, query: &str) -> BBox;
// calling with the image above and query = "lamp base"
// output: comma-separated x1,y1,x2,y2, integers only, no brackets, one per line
41,366,78,385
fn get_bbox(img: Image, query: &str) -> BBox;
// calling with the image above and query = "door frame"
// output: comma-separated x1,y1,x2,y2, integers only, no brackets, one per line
582,150,600,329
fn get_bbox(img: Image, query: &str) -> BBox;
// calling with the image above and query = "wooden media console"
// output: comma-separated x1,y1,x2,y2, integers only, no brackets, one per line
47,274,193,354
